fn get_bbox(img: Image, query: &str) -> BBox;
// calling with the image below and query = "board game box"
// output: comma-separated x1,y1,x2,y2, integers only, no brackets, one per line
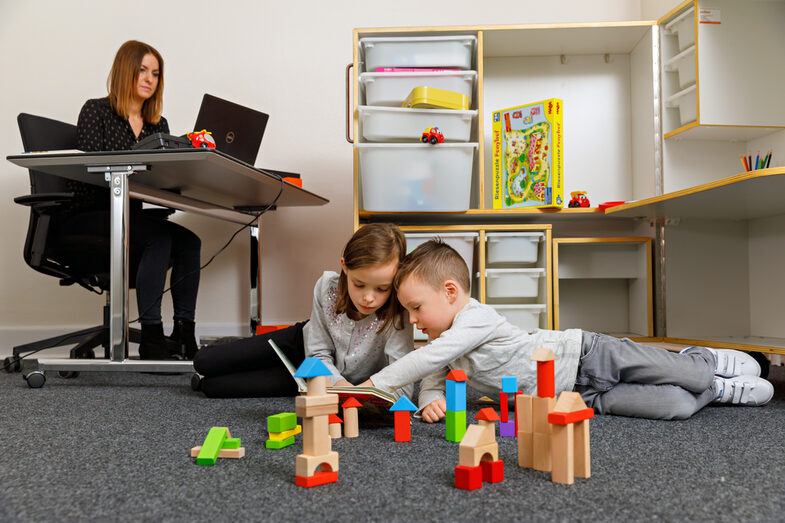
492,98,563,209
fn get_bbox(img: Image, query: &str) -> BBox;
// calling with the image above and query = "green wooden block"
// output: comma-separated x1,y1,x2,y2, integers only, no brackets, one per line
446,410,466,442
267,412,297,433
265,435,295,449
223,437,242,449
196,427,228,465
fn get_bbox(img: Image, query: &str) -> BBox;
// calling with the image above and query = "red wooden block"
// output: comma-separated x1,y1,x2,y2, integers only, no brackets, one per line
500,392,509,422
455,465,483,490
295,470,338,488
548,408,595,425
394,411,411,442
514,391,522,432
481,459,504,483
536,360,555,397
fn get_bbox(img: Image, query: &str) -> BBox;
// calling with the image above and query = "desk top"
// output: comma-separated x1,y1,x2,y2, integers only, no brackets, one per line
7,149,329,211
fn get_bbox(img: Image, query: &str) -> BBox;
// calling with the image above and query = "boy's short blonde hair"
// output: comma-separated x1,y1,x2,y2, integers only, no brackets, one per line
393,239,470,293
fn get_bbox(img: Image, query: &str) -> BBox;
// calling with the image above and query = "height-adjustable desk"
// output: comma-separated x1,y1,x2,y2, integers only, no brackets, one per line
7,149,328,380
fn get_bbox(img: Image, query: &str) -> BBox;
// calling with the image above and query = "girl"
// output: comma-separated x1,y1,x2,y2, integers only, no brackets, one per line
193,223,414,398
63,40,201,360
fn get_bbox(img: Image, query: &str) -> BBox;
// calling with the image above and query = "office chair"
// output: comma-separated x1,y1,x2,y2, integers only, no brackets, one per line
6,113,153,375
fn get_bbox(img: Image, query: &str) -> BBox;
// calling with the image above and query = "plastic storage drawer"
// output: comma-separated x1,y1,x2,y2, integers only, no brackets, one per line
485,268,545,299
666,85,697,126
360,35,476,71
491,304,546,333
666,8,695,51
406,232,478,272
360,71,476,107
485,232,544,265
358,106,476,143
665,46,696,89
356,143,476,212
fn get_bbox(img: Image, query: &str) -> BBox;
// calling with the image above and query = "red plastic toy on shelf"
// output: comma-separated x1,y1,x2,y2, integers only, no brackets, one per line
568,191,590,208
421,126,445,144
187,129,216,149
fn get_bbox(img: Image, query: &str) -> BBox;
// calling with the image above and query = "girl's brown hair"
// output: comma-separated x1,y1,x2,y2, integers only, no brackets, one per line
335,223,407,332
107,40,164,124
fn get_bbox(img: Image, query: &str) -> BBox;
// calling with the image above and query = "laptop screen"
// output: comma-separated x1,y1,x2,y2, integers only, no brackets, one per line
193,94,269,165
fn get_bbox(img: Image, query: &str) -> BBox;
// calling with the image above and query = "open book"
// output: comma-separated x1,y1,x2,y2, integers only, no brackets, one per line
268,340,396,407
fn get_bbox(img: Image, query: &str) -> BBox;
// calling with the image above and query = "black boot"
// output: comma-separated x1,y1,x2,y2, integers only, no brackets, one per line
170,320,199,360
139,323,172,360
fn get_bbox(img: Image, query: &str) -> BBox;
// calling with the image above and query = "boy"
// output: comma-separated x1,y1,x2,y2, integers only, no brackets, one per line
361,240,773,421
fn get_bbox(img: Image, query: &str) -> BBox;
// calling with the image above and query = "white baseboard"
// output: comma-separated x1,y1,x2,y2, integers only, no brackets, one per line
0,323,251,358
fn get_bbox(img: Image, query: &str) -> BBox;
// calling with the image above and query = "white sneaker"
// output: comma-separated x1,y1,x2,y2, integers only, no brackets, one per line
680,346,761,377
712,376,774,406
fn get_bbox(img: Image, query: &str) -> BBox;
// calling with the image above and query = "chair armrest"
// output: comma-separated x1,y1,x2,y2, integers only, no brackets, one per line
14,192,75,211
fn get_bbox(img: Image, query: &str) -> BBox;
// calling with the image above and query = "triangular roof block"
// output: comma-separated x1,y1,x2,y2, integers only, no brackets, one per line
446,369,468,382
328,414,343,424
475,407,500,421
552,391,588,414
389,396,417,412
342,397,363,409
530,347,556,362
294,357,332,378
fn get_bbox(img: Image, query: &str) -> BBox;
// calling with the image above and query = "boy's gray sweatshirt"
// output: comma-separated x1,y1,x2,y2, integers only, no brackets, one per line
370,299,582,409
303,271,414,399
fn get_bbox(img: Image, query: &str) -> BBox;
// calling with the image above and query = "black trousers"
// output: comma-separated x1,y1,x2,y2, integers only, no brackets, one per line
58,210,201,325
193,321,308,398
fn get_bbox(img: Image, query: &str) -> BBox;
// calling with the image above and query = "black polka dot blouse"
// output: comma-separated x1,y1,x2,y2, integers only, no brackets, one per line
69,97,170,214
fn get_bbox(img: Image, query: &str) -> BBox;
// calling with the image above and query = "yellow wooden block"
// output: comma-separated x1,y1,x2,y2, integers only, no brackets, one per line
269,424,302,441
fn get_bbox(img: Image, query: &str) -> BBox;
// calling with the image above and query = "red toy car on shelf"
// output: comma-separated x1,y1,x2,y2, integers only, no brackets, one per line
568,191,590,208
421,126,445,144
187,129,216,149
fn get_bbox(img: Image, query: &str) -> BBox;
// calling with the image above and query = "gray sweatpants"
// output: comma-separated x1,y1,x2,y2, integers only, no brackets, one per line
574,332,716,420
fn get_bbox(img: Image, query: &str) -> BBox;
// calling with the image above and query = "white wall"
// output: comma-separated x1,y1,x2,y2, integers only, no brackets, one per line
0,0,677,354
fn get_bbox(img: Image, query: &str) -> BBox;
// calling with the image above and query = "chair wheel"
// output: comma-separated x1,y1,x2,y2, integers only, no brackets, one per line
24,371,46,388
58,370,80,379
190,373,202,392
4,356,22,373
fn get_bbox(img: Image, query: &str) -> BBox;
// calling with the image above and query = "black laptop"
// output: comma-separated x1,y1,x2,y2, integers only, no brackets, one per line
193,94,269,165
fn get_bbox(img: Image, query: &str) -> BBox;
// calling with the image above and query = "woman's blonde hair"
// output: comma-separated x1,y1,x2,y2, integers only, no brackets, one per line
107,40,164,124
335,223,407,332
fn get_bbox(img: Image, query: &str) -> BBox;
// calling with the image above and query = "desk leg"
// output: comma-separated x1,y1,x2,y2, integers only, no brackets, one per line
250,219,262,332
109,170,130,361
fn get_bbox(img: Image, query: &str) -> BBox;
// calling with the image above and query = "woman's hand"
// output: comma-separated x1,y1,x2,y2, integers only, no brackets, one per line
421,399,447,423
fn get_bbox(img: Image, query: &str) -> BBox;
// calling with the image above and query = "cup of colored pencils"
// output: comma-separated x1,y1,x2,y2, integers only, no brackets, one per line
742,152,773,172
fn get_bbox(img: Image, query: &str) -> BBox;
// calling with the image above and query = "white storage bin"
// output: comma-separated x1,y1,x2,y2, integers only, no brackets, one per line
665,46,696,89
491,304,546,333
486,232,544,265
356,143,476,212
360,71,477,107
485,268,545,299
358,106,476,143
406,232,478,272
360,36,476,72
665,7,695,51
666,84,697,126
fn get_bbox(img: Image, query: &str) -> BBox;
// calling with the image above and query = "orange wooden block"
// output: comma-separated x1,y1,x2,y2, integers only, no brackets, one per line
295,470,337,487
548,408,594,425
394,411,411,442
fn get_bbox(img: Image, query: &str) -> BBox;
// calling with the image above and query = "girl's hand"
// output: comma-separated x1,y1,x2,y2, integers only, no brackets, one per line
421,399,447,423
334,380,353,387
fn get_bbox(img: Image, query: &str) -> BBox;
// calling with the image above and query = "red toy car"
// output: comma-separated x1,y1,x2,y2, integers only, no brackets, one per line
568,191,590,208
187,129,216,149
421,126,445,144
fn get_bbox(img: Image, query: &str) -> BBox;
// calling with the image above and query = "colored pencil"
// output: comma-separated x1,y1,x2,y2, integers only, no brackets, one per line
742,155,749,171
755,154,760,170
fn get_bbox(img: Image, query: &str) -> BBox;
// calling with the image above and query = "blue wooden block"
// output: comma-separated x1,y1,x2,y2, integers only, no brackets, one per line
501,376,518,394
446,380,466,412
499,420,516,437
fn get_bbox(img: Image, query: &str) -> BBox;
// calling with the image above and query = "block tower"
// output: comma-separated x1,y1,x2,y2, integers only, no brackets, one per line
454,408,504,490
390,395,418,442
499,376,518,437
445,369,468,442
548,391,593,485
516,348,557,472
293,357,339,488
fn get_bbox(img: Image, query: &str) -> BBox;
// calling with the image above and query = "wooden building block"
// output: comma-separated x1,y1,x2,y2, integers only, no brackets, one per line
295,470,338,488
222,437,242,449
307,375,328,396
574,419,591,479
342,405,360,438
500,391,509,422
516,394,533,432
499,420,516,437
459,442,498,468
295,393,338,417
481,459,504,483
446,410,466,442
302,416,331,456
532,432,552,472
265,436,295,449
269,425,302,441
394,411,411,442
518,431,533,468
267,412,297,433
196,427,228,466
532,396,556,434
551,423,574,484
190,446,245,459
455,465,483,490
295,451,339,477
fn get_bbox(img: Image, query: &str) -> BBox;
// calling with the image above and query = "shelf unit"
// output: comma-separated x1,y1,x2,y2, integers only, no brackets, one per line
351,5,785,351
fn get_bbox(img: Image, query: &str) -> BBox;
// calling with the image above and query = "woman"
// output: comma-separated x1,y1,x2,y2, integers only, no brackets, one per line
61,40,201,360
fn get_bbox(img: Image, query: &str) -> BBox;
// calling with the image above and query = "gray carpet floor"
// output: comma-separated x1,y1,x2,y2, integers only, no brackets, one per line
2,363,785,522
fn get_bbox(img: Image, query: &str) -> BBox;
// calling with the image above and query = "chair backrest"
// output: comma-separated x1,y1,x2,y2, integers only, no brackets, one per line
17,113,78,194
